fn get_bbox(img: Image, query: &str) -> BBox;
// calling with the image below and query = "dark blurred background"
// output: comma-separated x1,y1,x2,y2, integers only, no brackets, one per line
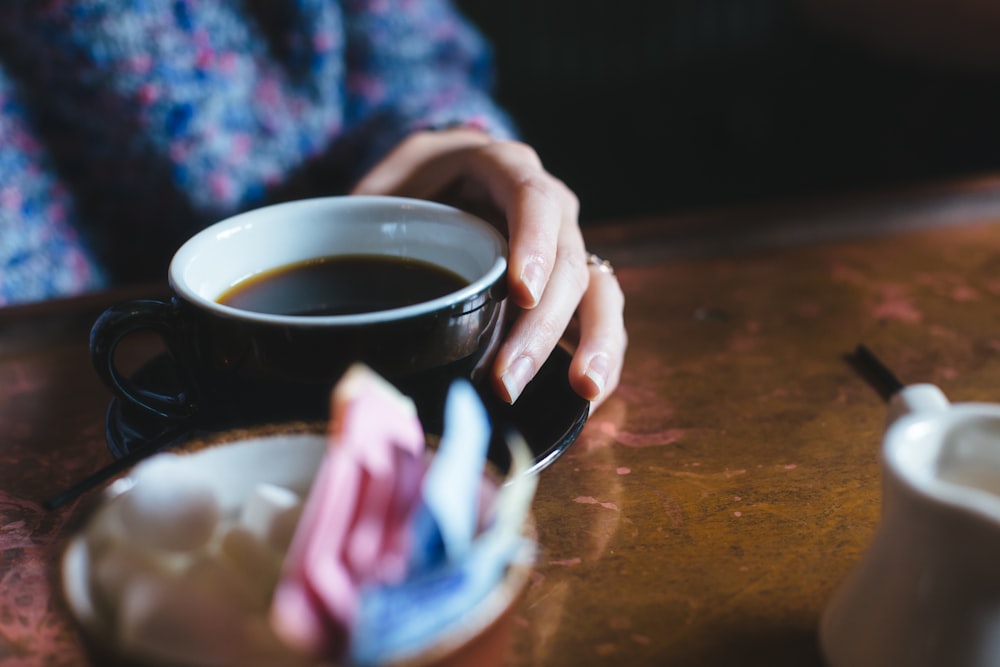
455,0,1000,222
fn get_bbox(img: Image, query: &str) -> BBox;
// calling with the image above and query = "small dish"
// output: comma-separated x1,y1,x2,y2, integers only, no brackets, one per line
62,433,534,667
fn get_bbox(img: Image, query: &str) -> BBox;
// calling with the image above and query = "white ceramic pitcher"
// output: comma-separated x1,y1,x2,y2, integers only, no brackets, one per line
820,383,1000,667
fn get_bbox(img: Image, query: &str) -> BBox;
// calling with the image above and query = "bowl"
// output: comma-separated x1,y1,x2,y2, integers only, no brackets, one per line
61,430,534,667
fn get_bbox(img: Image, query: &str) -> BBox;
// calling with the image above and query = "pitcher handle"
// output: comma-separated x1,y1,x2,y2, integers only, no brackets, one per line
886,383,951,428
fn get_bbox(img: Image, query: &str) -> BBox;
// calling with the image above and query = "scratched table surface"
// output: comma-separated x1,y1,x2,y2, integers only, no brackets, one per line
6,175,1000,666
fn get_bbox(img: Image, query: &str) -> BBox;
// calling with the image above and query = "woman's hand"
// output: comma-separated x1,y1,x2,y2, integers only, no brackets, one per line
351,128,626,408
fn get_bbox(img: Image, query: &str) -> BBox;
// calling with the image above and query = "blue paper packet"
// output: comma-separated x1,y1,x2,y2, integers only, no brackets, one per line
407,379,491,572
350,380,538,666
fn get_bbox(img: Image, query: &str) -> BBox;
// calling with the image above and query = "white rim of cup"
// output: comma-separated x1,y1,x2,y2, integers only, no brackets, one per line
169,196,509,326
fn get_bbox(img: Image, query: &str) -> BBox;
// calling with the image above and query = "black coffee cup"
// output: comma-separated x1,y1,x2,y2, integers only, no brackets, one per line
90,196,509,424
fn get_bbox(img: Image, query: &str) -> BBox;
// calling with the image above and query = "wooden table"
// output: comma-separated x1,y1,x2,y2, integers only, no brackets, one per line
6,175,1000,666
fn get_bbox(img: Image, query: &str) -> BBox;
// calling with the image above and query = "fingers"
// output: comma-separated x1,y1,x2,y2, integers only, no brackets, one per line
568,257,627,408
428,141,576,312
492,248,627,408
496,158,576,311
491,224,588,405
353,131,575,313
350,129,491,197
352,129,626,405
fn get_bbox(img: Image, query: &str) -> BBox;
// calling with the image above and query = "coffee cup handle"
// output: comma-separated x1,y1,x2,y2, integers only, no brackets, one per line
90,299,198,420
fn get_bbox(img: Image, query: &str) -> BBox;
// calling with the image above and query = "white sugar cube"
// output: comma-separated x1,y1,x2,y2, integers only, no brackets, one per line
238,482,303,553
118,454,221,553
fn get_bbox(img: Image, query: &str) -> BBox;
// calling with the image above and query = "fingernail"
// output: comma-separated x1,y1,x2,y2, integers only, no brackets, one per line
520,260,545,307
584,353,610,398
501,356,534,404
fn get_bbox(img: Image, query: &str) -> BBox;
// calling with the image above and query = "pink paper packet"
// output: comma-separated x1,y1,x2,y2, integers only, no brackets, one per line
269,365,427,658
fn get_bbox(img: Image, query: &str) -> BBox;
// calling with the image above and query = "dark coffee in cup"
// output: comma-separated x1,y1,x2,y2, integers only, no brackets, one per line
217,255,469,317
90,196,508,425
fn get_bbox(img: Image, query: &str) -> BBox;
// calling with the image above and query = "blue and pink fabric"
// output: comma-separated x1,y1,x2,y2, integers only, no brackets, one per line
0,0,514,305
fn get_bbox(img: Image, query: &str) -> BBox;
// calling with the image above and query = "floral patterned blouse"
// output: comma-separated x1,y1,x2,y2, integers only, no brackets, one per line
0,0,515,305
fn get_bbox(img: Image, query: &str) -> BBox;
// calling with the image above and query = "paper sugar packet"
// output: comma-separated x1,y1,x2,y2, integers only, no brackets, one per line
350,384,538,666
407,379,491,572
270,364,537,665
270,364,427,658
